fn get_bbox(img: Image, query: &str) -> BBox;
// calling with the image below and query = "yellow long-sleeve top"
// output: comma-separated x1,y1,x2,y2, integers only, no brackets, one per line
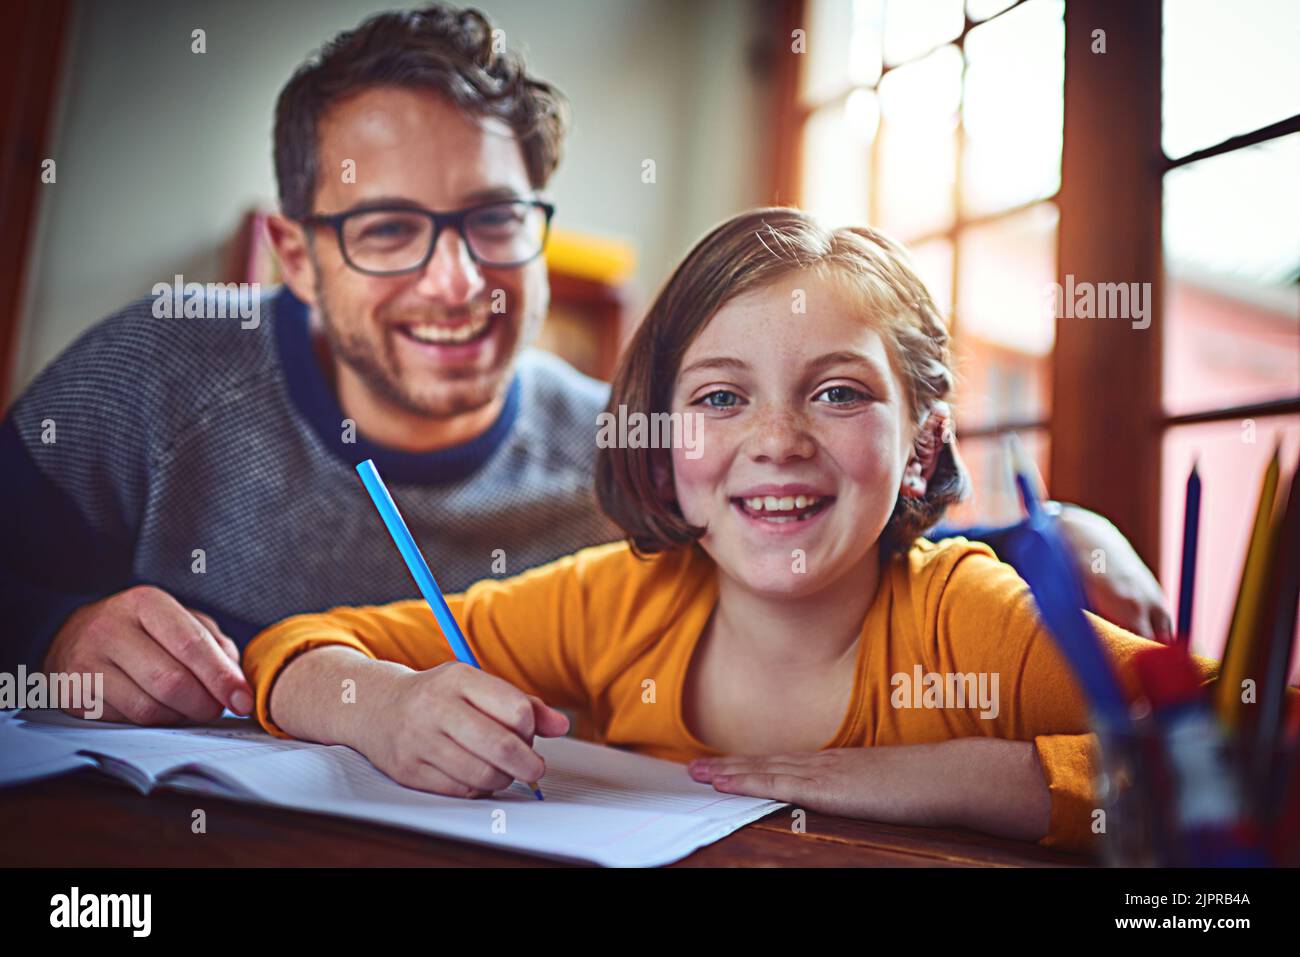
244,536,1219,855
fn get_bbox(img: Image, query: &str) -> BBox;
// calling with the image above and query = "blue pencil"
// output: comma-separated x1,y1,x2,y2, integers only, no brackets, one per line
1003,440,1132,734
1176,462,1202,650
355,459,544,800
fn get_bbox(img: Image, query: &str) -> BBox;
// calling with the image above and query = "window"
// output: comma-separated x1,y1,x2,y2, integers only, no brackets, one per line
790,0,1065,526
776,0,1300,662
1157,0,1300,662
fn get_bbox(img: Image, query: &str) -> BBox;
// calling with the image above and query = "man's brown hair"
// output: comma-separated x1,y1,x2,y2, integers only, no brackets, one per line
596,207,968,558
274,3,569,220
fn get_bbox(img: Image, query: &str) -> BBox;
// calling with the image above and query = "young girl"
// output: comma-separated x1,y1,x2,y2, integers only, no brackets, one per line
244,207,1216,855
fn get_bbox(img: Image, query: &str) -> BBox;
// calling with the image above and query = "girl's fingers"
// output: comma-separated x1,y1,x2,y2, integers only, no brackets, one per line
439,706,541,788
690,759,810,782
449,702,546,784
528,695,570,737
404,757,494,799
690,752,820,773
458,671,541,740
711,771,815,804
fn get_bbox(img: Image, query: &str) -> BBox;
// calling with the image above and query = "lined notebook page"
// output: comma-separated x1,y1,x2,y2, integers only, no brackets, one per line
0,714,97,785
13,712,785,867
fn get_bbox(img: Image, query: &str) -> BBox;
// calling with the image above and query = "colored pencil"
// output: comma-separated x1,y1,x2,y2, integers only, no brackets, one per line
355,459,544,800
1176,462,1202,651
1215,445,1282,729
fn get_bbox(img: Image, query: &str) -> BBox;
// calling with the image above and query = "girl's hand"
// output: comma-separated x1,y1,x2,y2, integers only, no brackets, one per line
688,738,1051,841
688,747,941,824
360,661,569,798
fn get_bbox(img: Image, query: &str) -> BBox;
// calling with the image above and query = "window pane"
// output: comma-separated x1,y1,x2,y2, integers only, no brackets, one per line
876,45,961,239
800,98,876,228
1162,0,1300,159
799,0,884,104
961,0,1064,217
883,0,964,66
907,238,954,320
954,202,1057,428
943,429,1051,529
1162,134,1300,416
967,0,1018,22
1161,417,1300,677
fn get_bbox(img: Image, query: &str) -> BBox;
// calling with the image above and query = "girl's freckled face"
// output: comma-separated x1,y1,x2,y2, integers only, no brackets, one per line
668,271,916,596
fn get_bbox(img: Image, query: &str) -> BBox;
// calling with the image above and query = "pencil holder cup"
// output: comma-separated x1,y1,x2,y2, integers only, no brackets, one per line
1093,718,1168,867
1094,714,1276,867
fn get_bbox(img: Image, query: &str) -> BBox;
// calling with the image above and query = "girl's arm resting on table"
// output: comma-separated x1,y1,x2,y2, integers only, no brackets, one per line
695,736,1052,843
928,737,1053,841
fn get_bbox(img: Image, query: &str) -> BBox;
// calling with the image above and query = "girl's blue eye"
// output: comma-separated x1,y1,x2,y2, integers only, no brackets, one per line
697,389,741,408
816,385,868,405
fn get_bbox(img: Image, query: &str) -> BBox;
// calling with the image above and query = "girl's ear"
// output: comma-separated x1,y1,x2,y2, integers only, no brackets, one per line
899,401,952,500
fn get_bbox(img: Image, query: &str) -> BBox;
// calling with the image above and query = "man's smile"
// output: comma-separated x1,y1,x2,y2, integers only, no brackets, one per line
390,312,504,367
396,311,494,345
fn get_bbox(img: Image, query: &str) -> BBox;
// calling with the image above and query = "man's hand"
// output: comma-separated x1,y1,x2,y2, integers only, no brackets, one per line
1055,504,1174,643
42,585,254,724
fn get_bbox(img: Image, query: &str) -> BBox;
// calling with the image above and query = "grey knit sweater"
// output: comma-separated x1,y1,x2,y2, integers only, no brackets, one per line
0,286,621,669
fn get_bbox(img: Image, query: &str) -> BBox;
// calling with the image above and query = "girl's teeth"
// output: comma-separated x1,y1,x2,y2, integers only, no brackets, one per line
743,495,823,513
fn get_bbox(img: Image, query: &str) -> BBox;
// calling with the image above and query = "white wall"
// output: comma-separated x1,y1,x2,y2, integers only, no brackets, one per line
13,0,772,396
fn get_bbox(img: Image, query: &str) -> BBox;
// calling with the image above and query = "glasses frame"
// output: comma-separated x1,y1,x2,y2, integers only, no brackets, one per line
299,198,556,276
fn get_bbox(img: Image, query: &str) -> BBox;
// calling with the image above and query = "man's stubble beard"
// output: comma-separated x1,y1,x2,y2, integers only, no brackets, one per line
313,270,543,420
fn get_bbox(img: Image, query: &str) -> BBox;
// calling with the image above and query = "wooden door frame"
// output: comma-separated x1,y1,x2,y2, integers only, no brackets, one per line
0,0,71,409
1052,0,1165,569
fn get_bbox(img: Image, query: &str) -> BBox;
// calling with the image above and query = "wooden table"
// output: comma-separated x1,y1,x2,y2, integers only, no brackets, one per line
0,770,1091,867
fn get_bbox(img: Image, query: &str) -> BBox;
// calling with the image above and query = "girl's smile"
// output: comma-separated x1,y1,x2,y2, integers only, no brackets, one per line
669,268,918,598
729,483,835,534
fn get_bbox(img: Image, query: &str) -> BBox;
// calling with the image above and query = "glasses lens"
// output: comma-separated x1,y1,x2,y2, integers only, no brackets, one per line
464,202,549,266
341,210,434,273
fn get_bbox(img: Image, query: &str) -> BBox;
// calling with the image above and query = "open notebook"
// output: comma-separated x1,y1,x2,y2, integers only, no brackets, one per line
3,710,785,867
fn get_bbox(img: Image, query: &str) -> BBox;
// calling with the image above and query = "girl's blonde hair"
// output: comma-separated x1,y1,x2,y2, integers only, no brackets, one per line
596,207,967,557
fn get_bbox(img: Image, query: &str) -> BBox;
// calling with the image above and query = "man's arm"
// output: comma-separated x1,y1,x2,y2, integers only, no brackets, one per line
0,415,131,672
929,502,1173,642
1,307,252,721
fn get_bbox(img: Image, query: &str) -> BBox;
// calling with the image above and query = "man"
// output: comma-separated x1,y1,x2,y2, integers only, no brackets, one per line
0,3,1169,727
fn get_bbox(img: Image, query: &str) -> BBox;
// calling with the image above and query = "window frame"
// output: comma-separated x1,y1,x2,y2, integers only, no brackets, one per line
774,0,1300,569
